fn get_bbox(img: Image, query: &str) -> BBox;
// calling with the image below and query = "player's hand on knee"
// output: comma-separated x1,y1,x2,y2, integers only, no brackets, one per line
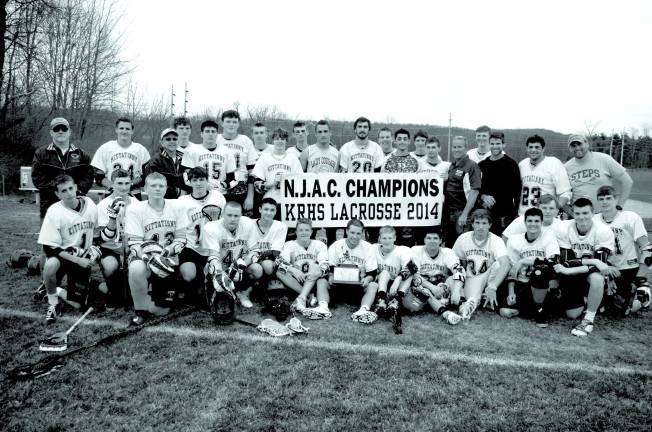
601,266,620,278
506,293,516,306
483,287,498,309
76,257,92,269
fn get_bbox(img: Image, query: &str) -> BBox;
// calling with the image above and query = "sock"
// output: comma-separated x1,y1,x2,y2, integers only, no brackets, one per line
318,301,329,309
584,311,596,322
56,287,67,299
47,293,58,306
377,290,387,301
360,305,369,312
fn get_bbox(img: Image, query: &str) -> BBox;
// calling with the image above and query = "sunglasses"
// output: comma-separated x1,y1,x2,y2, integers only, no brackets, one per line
163,137,178,141
52,125,69,132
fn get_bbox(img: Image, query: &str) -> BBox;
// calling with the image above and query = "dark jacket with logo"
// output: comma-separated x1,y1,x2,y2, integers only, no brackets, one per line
145,149,188,198
32,143,95,215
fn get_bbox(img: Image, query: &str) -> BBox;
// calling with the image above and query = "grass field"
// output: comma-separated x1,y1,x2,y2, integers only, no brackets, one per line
1,197,651,432
629,169,652,205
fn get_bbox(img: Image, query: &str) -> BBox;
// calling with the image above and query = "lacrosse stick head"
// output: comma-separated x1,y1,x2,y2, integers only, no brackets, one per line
201,204,222,222
39,332,69,352
209,291,236,325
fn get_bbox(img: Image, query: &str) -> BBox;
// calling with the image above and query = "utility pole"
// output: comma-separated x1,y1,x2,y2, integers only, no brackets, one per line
447,112,452,161
620,128,625,165
183,82,188,116
170,85,176,127
608,129,614,157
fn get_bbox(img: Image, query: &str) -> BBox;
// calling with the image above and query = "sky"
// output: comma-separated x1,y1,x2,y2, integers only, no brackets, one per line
117,0,652,135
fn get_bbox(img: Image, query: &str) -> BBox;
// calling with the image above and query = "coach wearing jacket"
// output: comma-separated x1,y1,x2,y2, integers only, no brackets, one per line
145,128,188,198
32,117,94,218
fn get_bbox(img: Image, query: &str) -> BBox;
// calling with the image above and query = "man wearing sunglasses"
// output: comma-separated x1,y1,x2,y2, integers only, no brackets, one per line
145,128,187,198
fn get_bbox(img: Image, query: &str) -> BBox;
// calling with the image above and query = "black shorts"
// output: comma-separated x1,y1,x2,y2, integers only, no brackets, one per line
148,275,177,308
605,268,639,314
179,248,208,270
99,247,122,264
328,282,365,305
52,258,91,302
558,274,591,311
498,280,536,316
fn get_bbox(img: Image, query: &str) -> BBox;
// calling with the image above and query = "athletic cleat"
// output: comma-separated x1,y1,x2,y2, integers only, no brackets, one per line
534,307,548,328
302,304,332,320
373,298,387,317
291,297,306,313
571,319,594,337
129,311,152,327
33,282,47,302
45,303,62,324
459,298,478,320
236,290,253,308
308,294,318,308
412,284,432,301
351,308,378,324
442,310,462,325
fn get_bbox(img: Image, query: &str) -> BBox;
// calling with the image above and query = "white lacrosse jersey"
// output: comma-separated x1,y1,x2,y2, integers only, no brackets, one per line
91,140,150,189
556,219,615,259
502,216,564,240
178,142,198,155
125,199,188,247
97,195,138,250
305,144,339,173
518,156,572,215
409,151,427,160
201,216,258,268
247,144,271,167
339,140,384,173
565,152,627,207
467,148,491,163
181,144,236,191
453,232,507,277
218,134,254,182
506,231,560,282
178,191,226,255
252,219,288,253
287,145,308,160
409,246,460,281
251,151,303,201
39,197,97,251
328,239,377,273
373,244,412,280
417,158,451,178
280,239,329,272
594,211,647,269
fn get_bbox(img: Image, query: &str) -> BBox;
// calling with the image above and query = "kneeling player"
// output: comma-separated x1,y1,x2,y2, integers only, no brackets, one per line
96,168,137,309
303,219,378,323
500,208,560,327
125,173,188,324
275,218,329,315
394,229,465,324
452,209,511,320
178,167,226,305
370,226,411,315
247,198,288,292
594,186,651,315
37,175,99,323
553,198,616,336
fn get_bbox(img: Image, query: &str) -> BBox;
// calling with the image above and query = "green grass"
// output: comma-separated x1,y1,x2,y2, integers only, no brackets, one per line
629,169,652,204
1,197,651,432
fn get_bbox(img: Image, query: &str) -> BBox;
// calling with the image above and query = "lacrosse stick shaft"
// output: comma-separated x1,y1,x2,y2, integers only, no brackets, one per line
64,307,94,336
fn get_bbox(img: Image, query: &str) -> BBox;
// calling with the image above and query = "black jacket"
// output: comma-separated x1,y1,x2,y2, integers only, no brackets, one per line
145,149,188,198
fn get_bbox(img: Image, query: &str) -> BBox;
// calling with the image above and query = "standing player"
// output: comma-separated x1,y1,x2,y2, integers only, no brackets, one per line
452,209,511,320
174,117,197,154
478,131,521,235
125,173,188,324
594,186,650,314
370,226,412,314
500,208,560,327
245,122,271,217
378,127,395,163
92,117,150,198
246,198,288,287
502,194,563,241
300,120,340,173
410,130,428,159
553,198,615,336
288,121,310,159
202,201,259,308
177,167,226,304
382,129,419,173
339,116,384,173
181,119,236,195
467,125,492,163
518,134,571,216
565,134,633,209
217,110,253,205
145,128,186,199
37,175,98,323
251,127,303,206
417,137,450,177
306,219,378,323
275,218,329,314
95,169,138,309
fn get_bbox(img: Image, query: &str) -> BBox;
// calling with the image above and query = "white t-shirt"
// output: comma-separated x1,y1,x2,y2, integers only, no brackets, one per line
181,144,236,193
178,191,226,255
373,244,412,280
178,142,198,154
518,156,572,215
328,238,377,273
91,140,150,190
565,152,627,207
339,140,384,173
467,148,492,163
305,144,340,173
417,158,451,177
247,144,271,167
556,219,615,259
594,211,647,269
251,151,303,201
453,232,508,277
38,197,97,251
287,146,308,160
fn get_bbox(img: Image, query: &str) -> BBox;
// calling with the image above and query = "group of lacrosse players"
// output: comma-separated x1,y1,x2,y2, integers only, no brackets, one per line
32,114,651,337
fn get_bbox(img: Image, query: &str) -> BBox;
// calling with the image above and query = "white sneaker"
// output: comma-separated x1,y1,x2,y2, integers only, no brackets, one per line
459,298,478,320
351,308,378,324
302,304,332,320
308,294,318,308
236,290,253,308
571,319,594,337
442,310,462,325
291,297,306,312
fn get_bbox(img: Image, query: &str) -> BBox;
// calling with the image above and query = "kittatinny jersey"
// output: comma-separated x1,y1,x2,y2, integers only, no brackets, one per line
38,197,98,251
251,151,303,201
91,140,150,187
556,219,615,259
502,216,564,240
217,134,254,182
125,199,188,248
409,246,460,281
417,158,451,178
453,232,507,278
247,144,271,167
339,140,384,173
178,191,226,255
373,244,411,280
280,239,329,272
97,195,138,250
201,216,258,268
181,144,236,190
594,211,646,269
506,231,560,282
306,144,339,173
328,239,377,273
518,156,571,215
251,219,288,253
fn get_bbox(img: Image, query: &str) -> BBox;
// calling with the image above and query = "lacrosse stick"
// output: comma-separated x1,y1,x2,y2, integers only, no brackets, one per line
39,307,94,352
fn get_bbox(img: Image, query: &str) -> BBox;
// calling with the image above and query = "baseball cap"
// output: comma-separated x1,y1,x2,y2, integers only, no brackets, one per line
50,118,69,129
160,128,179,140
567,134,588,147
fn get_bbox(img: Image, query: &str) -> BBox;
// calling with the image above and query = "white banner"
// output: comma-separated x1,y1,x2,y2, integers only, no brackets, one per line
279,173,444,228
